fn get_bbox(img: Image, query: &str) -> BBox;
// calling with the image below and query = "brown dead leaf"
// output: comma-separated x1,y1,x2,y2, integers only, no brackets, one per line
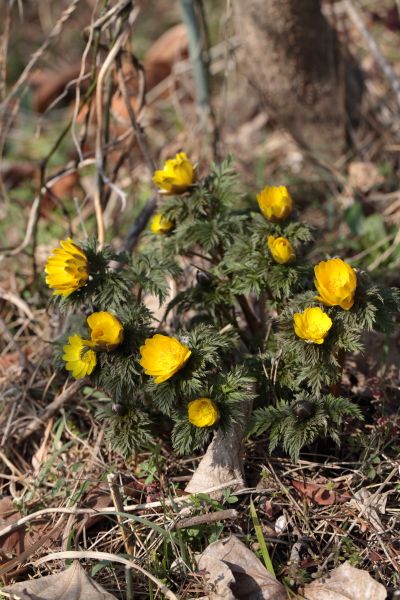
0,497,63,559
291,479,351,506
348,161,383,193
2,560,117,599
197,535,287,600
1,164,39,190
144,24,189,91
302,561,387,600
349,488,387,533
41,171,80,216
29,63,85,114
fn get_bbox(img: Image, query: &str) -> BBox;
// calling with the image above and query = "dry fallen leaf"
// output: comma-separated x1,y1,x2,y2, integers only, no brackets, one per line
2,560,117,599
197,535,287,600
291,479,351,506
349,487,387,533
302,561,387,600
348,161,383,193
0,497,63,559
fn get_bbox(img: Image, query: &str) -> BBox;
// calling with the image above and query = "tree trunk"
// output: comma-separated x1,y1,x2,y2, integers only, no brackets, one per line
235,0,347,161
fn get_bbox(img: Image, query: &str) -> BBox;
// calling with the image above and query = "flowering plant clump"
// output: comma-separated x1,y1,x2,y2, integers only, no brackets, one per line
45,156,400,460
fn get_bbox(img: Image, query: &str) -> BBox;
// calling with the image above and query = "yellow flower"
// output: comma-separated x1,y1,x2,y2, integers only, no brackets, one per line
293,307,333,344
152,152,195,194
267,235,295,264
87,311,123,351
256,185,293,221
150,213,174,235
188,397,219,427
62,334,96,379
314,258,357,310
139,334,191,384
45,238,89,297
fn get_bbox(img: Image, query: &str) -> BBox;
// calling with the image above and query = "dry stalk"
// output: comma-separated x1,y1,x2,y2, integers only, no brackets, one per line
107,473,135,555
175,508,238,529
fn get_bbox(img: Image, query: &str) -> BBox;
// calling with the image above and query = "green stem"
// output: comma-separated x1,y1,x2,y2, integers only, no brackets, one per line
180,0,209,112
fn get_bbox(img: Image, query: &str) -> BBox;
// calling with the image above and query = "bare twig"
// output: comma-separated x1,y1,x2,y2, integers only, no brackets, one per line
175,508,238,529
0,0,13,102
122,195,157,252
0,195,40,258
116,56,156,173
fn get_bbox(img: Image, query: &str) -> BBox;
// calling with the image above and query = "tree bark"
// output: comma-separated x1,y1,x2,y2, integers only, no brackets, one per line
235,0,347,161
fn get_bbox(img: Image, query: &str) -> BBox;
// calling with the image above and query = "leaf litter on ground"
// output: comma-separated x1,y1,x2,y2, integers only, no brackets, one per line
196,535,387,600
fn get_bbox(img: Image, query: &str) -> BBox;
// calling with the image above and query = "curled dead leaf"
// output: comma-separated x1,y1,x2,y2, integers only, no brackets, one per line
291,479,351,506
302,561,387,600
2,560,117,599
0,497,62,559
197,535,287,600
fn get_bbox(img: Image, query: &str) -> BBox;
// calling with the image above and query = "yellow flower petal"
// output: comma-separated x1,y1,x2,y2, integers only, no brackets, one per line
152,152,195,195
257,185,293,221
139,334,191,384
188,397,219,427
314,258,357,310
267,235,295,264
87,311,124,351
45,238,89,297
293,307,333,344
62,334,96,379
150,213,174,235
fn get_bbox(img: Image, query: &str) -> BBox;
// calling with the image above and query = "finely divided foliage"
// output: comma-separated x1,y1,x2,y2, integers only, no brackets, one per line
45,157,400,460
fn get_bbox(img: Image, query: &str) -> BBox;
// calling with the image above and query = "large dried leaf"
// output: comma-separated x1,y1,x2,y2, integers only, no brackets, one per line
0,497,63,558
302,561,387,600
2,561,117,599
197,535,287,600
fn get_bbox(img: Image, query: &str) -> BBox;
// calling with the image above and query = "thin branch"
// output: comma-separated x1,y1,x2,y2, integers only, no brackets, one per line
122,195,157,252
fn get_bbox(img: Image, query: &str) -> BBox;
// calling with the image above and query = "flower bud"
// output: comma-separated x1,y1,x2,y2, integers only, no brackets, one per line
196,270,214,286
292,400,314,419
